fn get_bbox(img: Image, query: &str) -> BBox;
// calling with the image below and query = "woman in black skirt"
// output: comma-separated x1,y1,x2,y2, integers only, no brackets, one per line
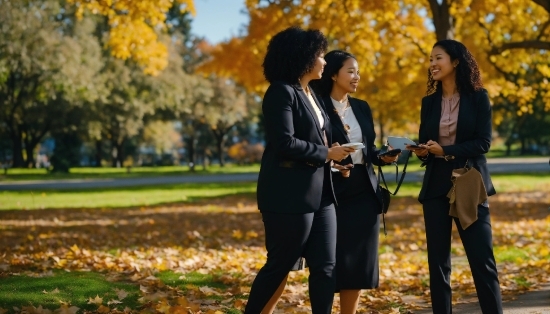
311,50,398,313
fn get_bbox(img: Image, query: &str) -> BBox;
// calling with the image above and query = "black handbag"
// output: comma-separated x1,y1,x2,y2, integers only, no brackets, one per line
377,150,411,235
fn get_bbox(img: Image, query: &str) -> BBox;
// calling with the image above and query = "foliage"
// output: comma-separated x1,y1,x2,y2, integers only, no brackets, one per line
200,0,550,147
0,0,102,167
0,190,548,313
67,0,196,75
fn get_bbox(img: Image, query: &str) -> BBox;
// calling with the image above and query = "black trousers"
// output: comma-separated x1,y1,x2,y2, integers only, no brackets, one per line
244,202,337,314
423,197,503,314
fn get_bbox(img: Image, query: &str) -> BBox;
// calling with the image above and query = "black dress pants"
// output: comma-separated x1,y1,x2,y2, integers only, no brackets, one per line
423,197,503,314
244,202,337,314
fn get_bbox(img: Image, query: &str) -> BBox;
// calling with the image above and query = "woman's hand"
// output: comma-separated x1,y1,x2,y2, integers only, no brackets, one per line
407,144,429,157
380,155,398,164
332,163,353,178
328,142,355,162
425,140,444,156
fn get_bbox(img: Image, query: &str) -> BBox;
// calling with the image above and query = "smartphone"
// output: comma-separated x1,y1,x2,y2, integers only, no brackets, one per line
378,148,402,157
407,144,423,149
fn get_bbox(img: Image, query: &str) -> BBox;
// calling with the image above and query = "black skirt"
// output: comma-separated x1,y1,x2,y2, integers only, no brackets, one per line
333,164,380,290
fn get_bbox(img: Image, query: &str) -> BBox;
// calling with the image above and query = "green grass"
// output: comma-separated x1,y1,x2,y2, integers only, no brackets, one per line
0,271,140,310
2,172,547,210
0,182,256,210
0,270,235,311
0,164,261,182
494,246,531,263
157,270,228,290
490,173,550,192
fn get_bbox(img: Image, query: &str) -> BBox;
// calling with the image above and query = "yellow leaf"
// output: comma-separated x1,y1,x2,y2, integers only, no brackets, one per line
87,295,103,305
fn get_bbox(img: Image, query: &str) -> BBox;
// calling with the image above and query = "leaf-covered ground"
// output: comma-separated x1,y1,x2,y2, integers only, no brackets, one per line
0,192,548,313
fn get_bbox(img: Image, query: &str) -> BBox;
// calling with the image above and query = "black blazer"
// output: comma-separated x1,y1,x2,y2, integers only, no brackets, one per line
322,95,386,210
418,89,496,202
257,81,336,214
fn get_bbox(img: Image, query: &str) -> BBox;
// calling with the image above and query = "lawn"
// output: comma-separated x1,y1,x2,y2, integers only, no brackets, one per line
0,182,257,210
0,168,549,313
0,163,261,181
0,185,548,313
2,172,548,210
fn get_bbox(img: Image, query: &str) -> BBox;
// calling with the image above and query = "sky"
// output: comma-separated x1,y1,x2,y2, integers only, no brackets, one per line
191,0,250,44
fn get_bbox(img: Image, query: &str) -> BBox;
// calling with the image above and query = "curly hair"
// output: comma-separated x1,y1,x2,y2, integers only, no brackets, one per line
262,26,328,84
426,39,483,95
310,50,356,97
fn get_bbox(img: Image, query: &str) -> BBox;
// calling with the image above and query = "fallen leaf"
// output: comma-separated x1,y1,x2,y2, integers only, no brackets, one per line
87,295,103,305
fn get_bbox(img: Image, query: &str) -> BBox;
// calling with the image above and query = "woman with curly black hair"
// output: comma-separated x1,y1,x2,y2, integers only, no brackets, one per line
311,50,398,313
408,39,503,314
244,27,355,314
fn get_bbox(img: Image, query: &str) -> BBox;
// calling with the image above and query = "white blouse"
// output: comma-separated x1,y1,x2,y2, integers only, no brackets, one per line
306,92,325,129
331,97,364,165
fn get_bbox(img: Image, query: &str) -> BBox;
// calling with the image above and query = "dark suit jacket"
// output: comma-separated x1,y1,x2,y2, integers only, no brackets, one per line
322,96,386,211
418,89,496,202
257,81,336,214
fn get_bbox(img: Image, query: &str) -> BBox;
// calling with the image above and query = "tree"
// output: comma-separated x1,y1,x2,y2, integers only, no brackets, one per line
199,0,549,149
67,0,196,75
204,77,249,166
0,0,102,168
199,1,431,144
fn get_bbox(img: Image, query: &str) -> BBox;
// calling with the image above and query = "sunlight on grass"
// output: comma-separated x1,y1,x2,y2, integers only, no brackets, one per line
494,246,531,263
0,271,140,310
0,182,256,210
1,164,261,181
157,271,228,290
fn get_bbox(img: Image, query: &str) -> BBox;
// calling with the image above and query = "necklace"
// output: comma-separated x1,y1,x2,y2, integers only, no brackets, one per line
333,98,351,134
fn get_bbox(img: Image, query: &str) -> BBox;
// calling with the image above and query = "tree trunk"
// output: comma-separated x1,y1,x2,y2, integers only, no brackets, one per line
216,136,226,167
212,126,232,167
428,0,455,40
10,131,25,168
111,139,125,168
186,135,196,172
24,143,35,168
95,140,102,167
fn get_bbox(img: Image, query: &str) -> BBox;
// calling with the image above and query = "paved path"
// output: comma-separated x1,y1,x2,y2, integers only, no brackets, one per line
409,283,550,313
1,157,548,191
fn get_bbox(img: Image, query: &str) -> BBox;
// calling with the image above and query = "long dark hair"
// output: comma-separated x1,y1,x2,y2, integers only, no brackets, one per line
310,50,356,97
262,26,328,84
426,39,483,95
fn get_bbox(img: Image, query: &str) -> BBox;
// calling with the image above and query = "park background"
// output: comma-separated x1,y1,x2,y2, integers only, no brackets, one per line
0,0,549,313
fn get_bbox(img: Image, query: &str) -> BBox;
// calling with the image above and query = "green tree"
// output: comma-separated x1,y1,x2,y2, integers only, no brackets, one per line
0,0,101,168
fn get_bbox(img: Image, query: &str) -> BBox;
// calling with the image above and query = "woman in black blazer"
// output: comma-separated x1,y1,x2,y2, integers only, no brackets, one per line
245,27,355,314
311,50,398,313
409,40,503,314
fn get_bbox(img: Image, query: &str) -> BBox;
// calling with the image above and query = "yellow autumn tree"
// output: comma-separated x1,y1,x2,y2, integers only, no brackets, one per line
199,1,433,143
200,0,549,146
68,0,195,75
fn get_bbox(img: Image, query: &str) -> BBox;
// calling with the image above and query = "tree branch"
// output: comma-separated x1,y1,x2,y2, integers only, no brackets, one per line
532,0,550,14
490,40,550,55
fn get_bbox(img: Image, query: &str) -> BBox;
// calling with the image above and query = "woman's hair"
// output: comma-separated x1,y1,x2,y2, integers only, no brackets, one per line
310,50,356,97
263,26,328,84
426,39,483,95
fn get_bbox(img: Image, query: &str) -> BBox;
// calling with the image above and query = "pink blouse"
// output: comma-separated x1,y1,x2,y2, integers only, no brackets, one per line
439,93,460,146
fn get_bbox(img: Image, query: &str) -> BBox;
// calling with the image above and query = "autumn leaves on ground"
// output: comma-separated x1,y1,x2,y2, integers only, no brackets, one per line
0,191,549,314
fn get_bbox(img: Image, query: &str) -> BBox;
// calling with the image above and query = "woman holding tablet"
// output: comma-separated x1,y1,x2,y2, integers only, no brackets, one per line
245,28,355,314
311,50,397,313
408,40,502,314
